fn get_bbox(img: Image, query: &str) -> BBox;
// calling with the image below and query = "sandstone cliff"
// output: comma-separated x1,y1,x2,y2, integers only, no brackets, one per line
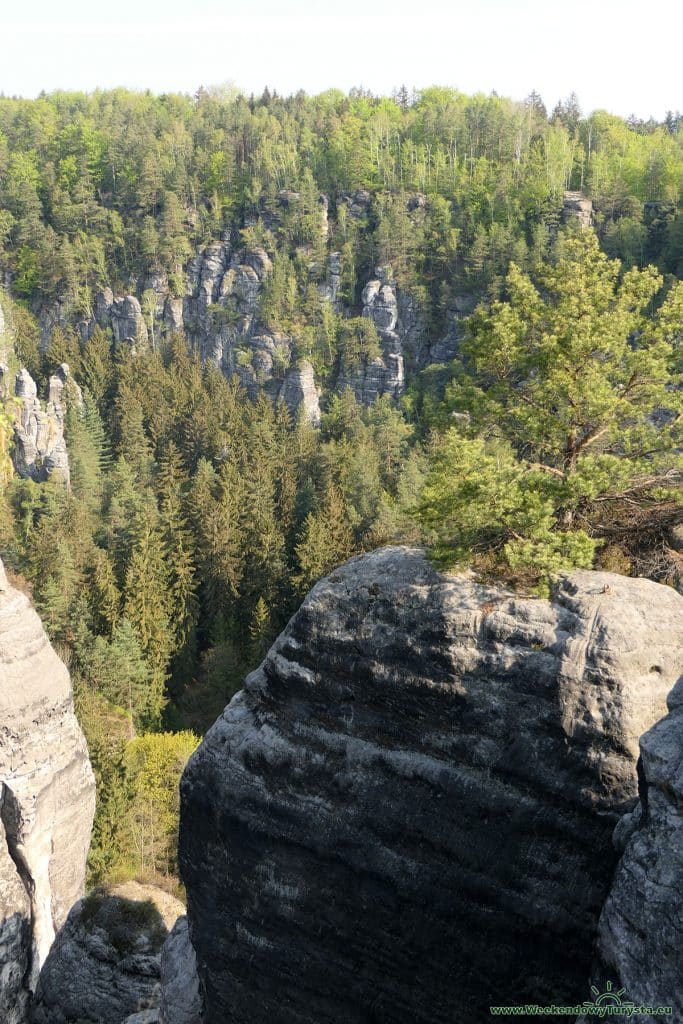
31,882,184,1024
0,559,95,1014
179,547,683,1023
587,679,683,1014
0,363,77,485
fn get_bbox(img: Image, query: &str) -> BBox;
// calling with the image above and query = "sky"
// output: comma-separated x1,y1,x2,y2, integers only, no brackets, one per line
1,0,680,119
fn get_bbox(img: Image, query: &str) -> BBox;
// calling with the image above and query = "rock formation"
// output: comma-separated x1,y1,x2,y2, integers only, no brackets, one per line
277,359,321,426
562,191,593,228
0,364,77,485
587,681,683,1013
95,289,149,348
179,547,683,1023
338,268,404,402
0,814,31,1024
159,916,202,1024
31,882,184,1024
0,558,95,1012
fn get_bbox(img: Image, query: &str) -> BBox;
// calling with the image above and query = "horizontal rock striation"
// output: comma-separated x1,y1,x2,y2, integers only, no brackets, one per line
179,547,683,1023
0,559,95,1015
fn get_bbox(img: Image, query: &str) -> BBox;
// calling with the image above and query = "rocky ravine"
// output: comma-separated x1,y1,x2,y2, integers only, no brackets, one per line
179,547,683,1024
0,559,95,1021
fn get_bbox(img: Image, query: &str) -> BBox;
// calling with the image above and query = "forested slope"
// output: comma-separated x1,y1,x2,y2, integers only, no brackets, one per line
0,85,680,887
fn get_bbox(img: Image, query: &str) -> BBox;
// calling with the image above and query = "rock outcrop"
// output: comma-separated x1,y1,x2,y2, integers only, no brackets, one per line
179,547,683,1023
339,268,404,402
95,289,148,348
0,814,31,1024
0,559,95,1012
159,916,202,1024
86,241,324,422
32,882,184,1024
587,681,683,1013
562,191,593,228
277,359,321,426
0,364,75,485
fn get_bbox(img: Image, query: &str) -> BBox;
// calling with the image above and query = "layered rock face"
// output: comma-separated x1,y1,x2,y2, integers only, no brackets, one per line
32,882,184,1024
0,559,95,1010
350,267,404,401
562,190,594,228
179,547,683,1023
588,682,683,1013
0,363,78,485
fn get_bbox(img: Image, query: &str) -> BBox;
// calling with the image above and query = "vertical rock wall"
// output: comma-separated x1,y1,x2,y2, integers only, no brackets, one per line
0,559,95,1014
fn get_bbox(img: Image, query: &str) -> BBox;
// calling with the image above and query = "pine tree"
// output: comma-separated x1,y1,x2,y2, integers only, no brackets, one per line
66,389,110,511
248,596,271,661
416,232,682,585
80,325,113,407
90,548,121,636
293,483,353,595
114,385,153,484
122,509,172,726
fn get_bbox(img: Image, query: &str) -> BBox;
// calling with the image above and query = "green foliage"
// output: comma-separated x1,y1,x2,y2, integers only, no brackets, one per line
293,484,353,596
415,231,682,588
0,86,677,326
0,86,680,888
124,731,199,878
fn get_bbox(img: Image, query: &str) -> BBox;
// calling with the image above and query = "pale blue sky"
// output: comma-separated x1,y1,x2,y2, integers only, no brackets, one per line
2,0,680,118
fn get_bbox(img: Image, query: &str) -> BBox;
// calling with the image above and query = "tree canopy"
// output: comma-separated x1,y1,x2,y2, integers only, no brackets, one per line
416,231,682,585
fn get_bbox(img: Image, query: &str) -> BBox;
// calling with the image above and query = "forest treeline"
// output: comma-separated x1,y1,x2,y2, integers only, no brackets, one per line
0,85,680,888
0,85,682,319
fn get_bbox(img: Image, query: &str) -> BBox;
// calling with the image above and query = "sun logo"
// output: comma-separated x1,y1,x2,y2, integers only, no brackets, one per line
585,981,632,1007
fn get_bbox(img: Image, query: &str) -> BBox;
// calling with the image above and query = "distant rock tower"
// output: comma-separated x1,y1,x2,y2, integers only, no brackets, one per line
0,363,80,486
562,191,594,228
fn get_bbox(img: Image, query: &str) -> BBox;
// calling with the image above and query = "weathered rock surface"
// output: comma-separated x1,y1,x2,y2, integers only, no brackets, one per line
32,882,184,1024
97,291,149,348
278,359,321,426
0,558,95,1010
562,191,594,228
159,916,202,1024
340,267,405,402
0,814,31,1024
0,364,74,485
179,547,683,1023
587,680,683,1013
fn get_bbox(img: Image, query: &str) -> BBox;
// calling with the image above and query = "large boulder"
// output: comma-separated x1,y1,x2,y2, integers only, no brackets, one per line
0,559,95,1010
179,547,683,1023
31,882,184,1024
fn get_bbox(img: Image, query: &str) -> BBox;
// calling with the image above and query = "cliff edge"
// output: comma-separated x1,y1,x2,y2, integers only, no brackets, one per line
0,559,95,1021
179,547,683,1023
